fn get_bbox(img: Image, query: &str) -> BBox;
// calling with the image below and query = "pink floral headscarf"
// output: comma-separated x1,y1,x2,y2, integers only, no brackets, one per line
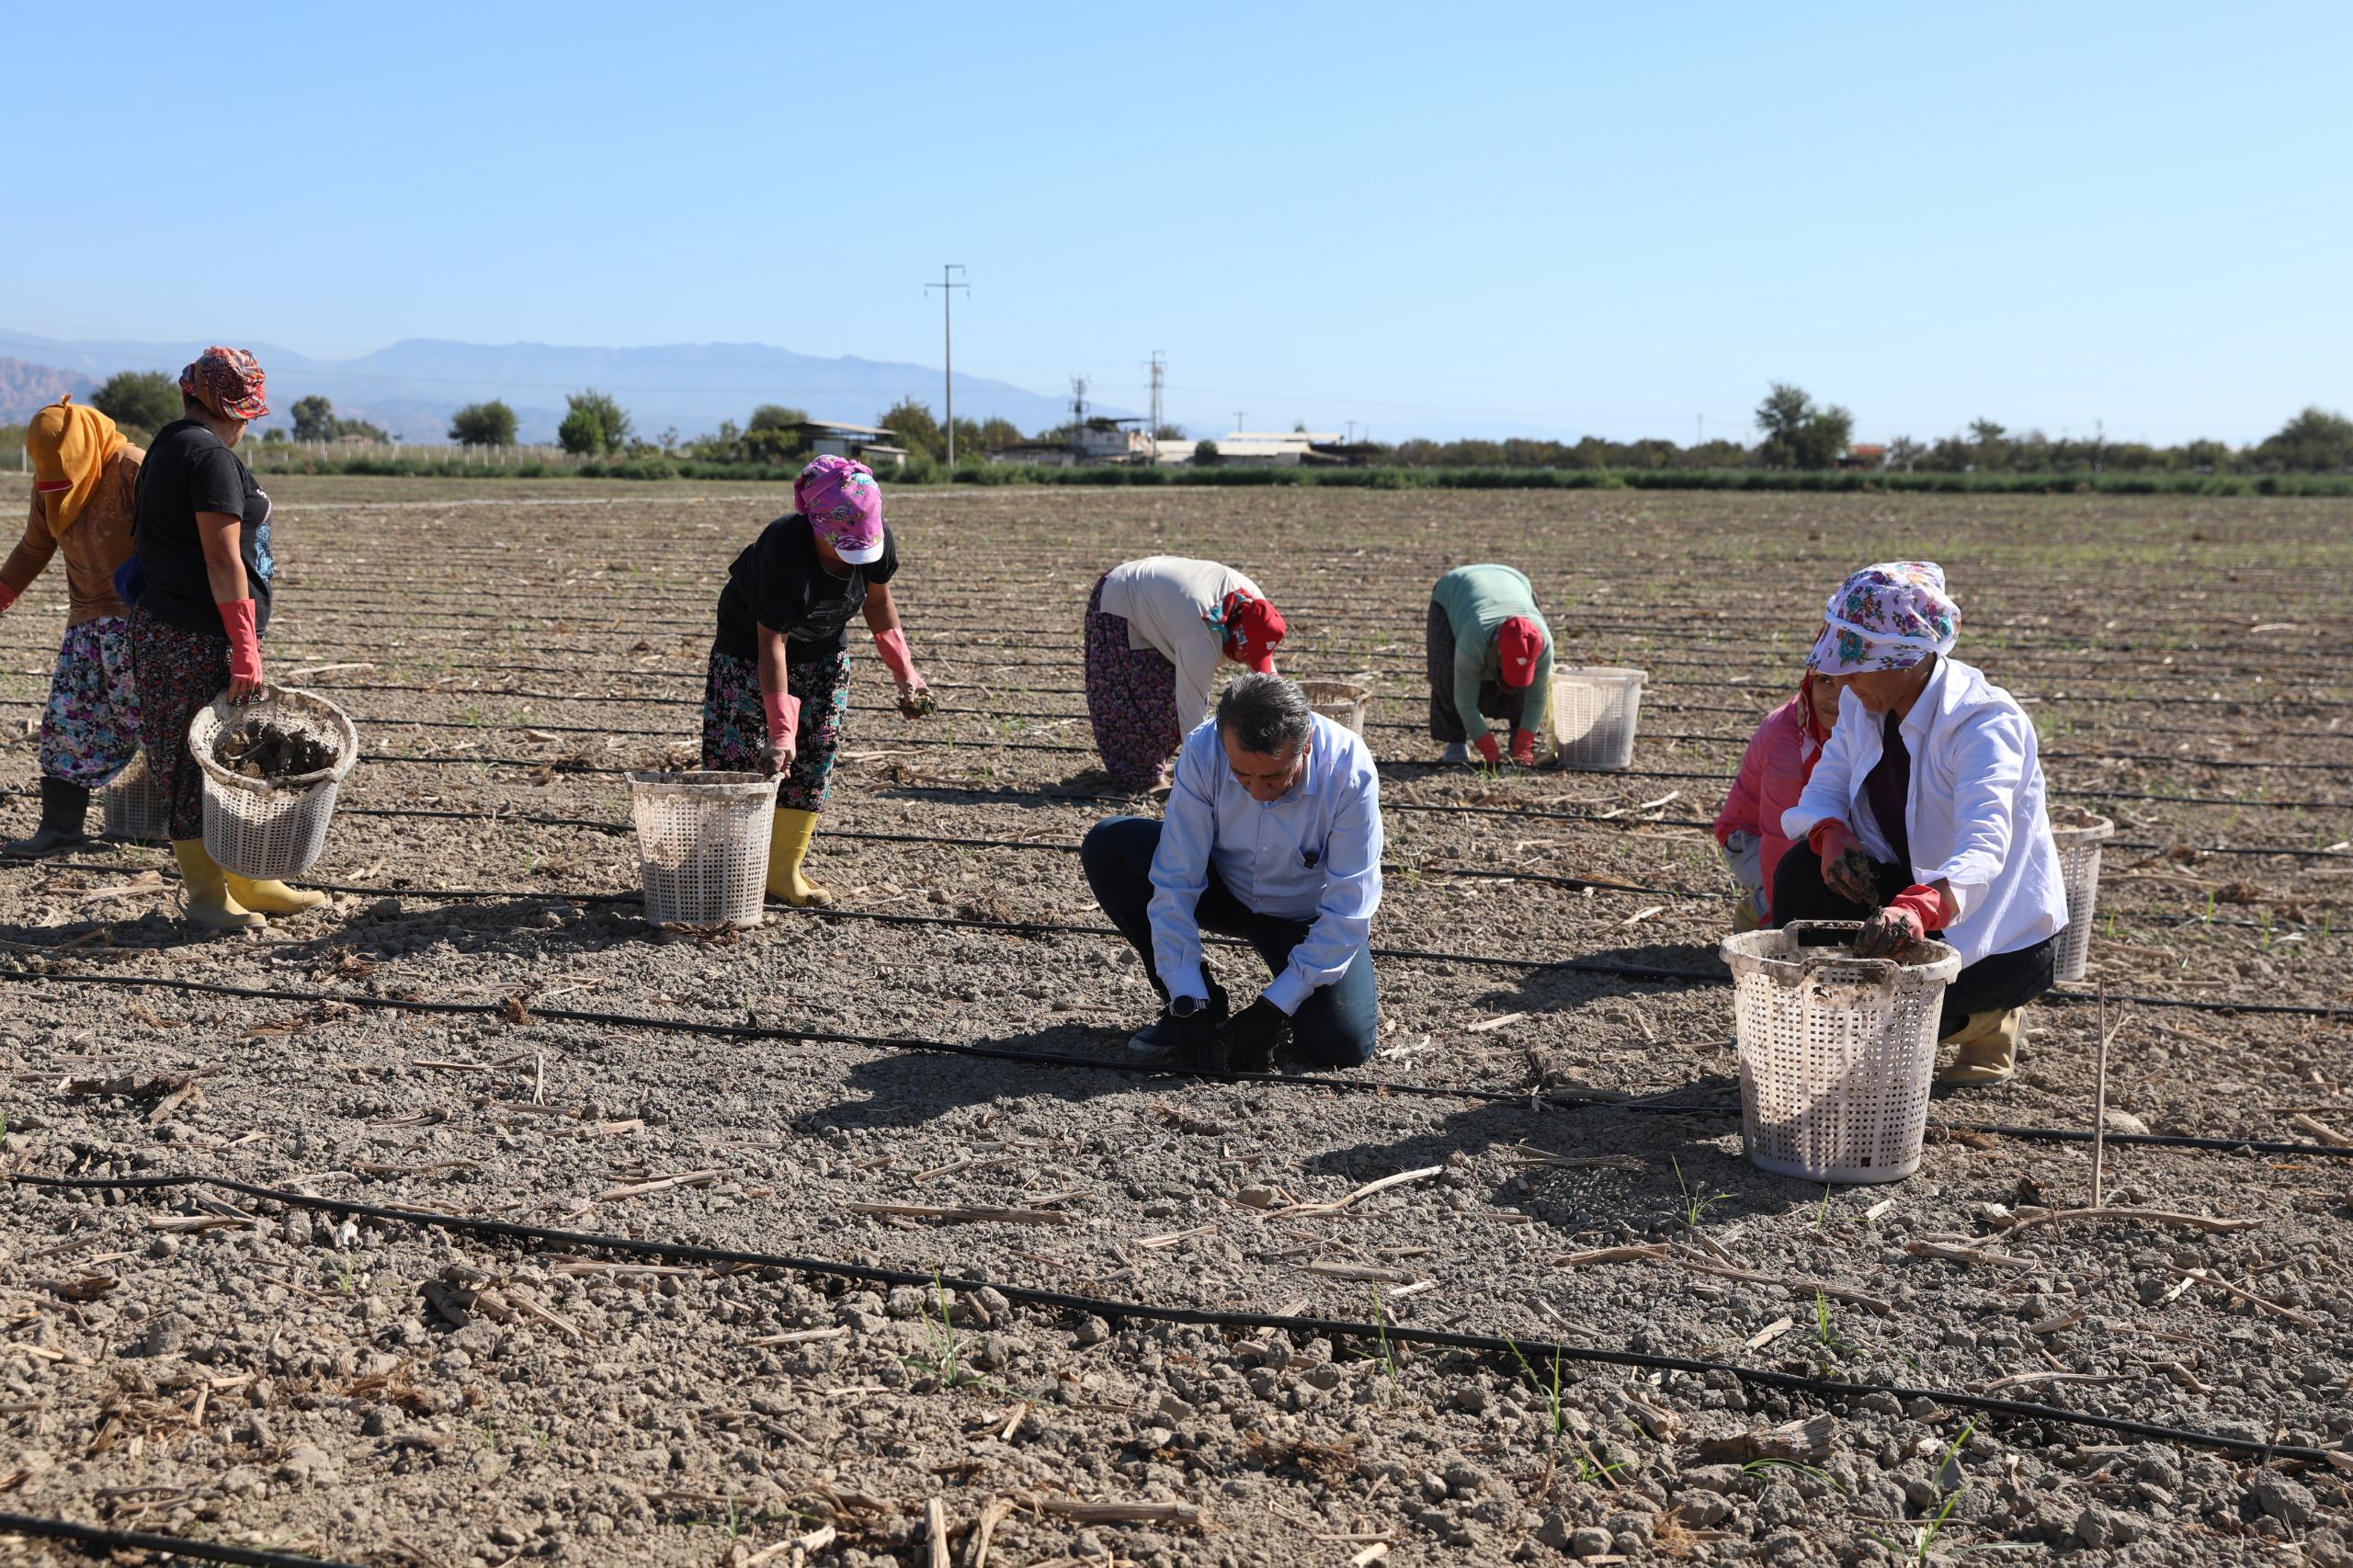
1806,562,1960,675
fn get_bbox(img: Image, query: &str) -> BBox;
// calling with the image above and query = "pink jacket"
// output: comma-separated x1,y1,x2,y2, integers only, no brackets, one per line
1713,690,1830,915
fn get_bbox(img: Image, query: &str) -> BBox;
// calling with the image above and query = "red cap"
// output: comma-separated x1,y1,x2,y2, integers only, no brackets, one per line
1497,615,1544,688
1221,591,1287,673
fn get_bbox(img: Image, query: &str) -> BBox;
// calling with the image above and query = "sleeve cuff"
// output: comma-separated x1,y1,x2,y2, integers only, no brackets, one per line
1260,970,1310,1016
1164,960,1209,1004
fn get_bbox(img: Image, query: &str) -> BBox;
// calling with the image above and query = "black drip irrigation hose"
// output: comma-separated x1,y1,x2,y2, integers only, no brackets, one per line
207,744,2353,813
5,1172,2340,1470
0,1514,359,1567
3,966,2348,1154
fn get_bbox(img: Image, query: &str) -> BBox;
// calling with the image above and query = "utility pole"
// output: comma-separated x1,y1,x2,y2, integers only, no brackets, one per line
1070,377,1090,458
1145,351,1165,448
1233,411,1247,436
925,265,969,465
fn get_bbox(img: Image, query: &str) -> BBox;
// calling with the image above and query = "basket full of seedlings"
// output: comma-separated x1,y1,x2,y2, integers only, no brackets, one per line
1720,919,1962,1184
188,686,361,880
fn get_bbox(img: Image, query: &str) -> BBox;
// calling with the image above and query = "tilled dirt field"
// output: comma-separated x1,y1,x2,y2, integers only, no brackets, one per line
1,480,2349,1567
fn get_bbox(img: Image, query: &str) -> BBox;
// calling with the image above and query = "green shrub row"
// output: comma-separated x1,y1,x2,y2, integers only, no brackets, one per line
217,449,2353,497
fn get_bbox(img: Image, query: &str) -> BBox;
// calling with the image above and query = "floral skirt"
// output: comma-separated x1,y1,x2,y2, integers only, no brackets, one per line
129,607,230,840
700,642,850,813
1084,574,1182,787
40,617,143,789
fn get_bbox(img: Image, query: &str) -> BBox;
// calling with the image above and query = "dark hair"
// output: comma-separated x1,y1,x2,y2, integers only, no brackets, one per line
1216,673,1314,756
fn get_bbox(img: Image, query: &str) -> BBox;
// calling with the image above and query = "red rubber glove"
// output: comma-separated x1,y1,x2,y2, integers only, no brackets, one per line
1509,728,1538,767
873,627,933,716
219,598,264,702
1854,884,1942,958
0,580,17,614
761,690,801,777
1808,818,1880,906
1473,733,1504,766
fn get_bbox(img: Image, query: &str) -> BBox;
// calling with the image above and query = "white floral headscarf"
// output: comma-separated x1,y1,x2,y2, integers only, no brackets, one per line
1806,562,1960,675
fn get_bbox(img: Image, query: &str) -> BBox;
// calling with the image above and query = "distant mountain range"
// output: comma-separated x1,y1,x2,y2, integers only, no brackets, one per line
0,358,97,424
0,330,1111,445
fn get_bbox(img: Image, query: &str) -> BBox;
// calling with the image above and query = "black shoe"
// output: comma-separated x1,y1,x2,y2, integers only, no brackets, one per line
1129,975,1228,1059
4,778,90,858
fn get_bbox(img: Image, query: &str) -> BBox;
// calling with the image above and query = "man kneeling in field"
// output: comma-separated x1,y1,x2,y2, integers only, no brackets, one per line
1080,673,1384,1073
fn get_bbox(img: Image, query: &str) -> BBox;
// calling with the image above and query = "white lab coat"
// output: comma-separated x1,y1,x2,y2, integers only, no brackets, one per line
1782,656,2068,967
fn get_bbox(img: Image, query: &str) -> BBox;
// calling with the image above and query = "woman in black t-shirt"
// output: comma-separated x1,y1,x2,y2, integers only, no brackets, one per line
127,347,324,929
702,456,932,905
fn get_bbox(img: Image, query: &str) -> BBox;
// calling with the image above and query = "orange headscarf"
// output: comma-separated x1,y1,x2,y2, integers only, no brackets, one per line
26,397,128,540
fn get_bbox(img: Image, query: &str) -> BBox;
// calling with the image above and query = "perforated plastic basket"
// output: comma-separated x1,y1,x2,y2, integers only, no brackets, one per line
1546,665,1646,770
2050,811,2116,984
1721,921,1963,1184
1299,679,1371,736
629,770,780,928
188,686,360,880
100,752,171,843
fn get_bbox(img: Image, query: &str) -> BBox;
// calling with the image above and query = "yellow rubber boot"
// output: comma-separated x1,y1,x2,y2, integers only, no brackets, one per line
171,839,264,931
1936,1008,2024,1086
766,807,833,907
224,872,327,916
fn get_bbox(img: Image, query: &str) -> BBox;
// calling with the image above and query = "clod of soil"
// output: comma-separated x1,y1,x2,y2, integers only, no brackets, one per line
214,717,337,779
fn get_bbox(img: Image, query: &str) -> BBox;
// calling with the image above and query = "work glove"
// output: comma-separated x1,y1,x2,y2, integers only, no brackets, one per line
1162,979,1230,1069
1808,819,1881,907
874,629,934,718
1473,733,1504,767
1854,884,1944,958
760,691,801,778
1212,997,1289,1075
1509,728,1538,767
220,598,265,704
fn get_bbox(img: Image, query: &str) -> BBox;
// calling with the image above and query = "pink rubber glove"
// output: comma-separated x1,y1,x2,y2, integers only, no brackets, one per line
219,598,264,702
1474,733,1503,766
874,627,934,716
1509,728,1537,767
1854,884,1943,958
1809,818,1879,906
761,690,801,777
0,580,17,613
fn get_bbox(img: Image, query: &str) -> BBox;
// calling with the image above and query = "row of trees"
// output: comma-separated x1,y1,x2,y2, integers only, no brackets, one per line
79,366,2353,475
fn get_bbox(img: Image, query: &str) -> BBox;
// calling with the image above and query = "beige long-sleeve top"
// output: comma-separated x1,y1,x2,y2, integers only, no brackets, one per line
3,446,143,625
1099,555,1270,734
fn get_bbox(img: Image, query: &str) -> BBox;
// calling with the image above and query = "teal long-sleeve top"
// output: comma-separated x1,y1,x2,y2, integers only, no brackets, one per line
1431,563,1554,744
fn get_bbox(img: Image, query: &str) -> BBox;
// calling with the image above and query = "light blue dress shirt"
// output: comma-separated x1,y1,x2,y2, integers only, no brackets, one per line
1147,712,1385,1015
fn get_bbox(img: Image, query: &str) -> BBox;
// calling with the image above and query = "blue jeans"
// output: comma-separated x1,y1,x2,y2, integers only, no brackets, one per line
1079,814,1381,1067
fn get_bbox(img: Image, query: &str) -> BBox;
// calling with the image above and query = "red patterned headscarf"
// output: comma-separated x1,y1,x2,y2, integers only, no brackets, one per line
179,346,271,421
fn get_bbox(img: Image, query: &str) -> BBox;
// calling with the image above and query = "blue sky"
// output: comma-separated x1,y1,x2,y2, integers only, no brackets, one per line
10,0,2346,444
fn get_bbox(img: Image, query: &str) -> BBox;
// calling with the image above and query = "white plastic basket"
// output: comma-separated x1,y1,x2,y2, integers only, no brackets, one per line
1546,665,1646,771
1721,921,1963,1184
629,771,780,929
188,686,360,880
100,752,171,843
2050,811,2115,984
1299,679,1371,736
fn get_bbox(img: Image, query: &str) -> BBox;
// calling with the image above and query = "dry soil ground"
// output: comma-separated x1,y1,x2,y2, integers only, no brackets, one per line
0,480,2348,1567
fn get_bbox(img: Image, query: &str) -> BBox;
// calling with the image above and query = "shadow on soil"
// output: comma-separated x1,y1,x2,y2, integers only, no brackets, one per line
1288,1080,1817,1233
795,1022,1177,1132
